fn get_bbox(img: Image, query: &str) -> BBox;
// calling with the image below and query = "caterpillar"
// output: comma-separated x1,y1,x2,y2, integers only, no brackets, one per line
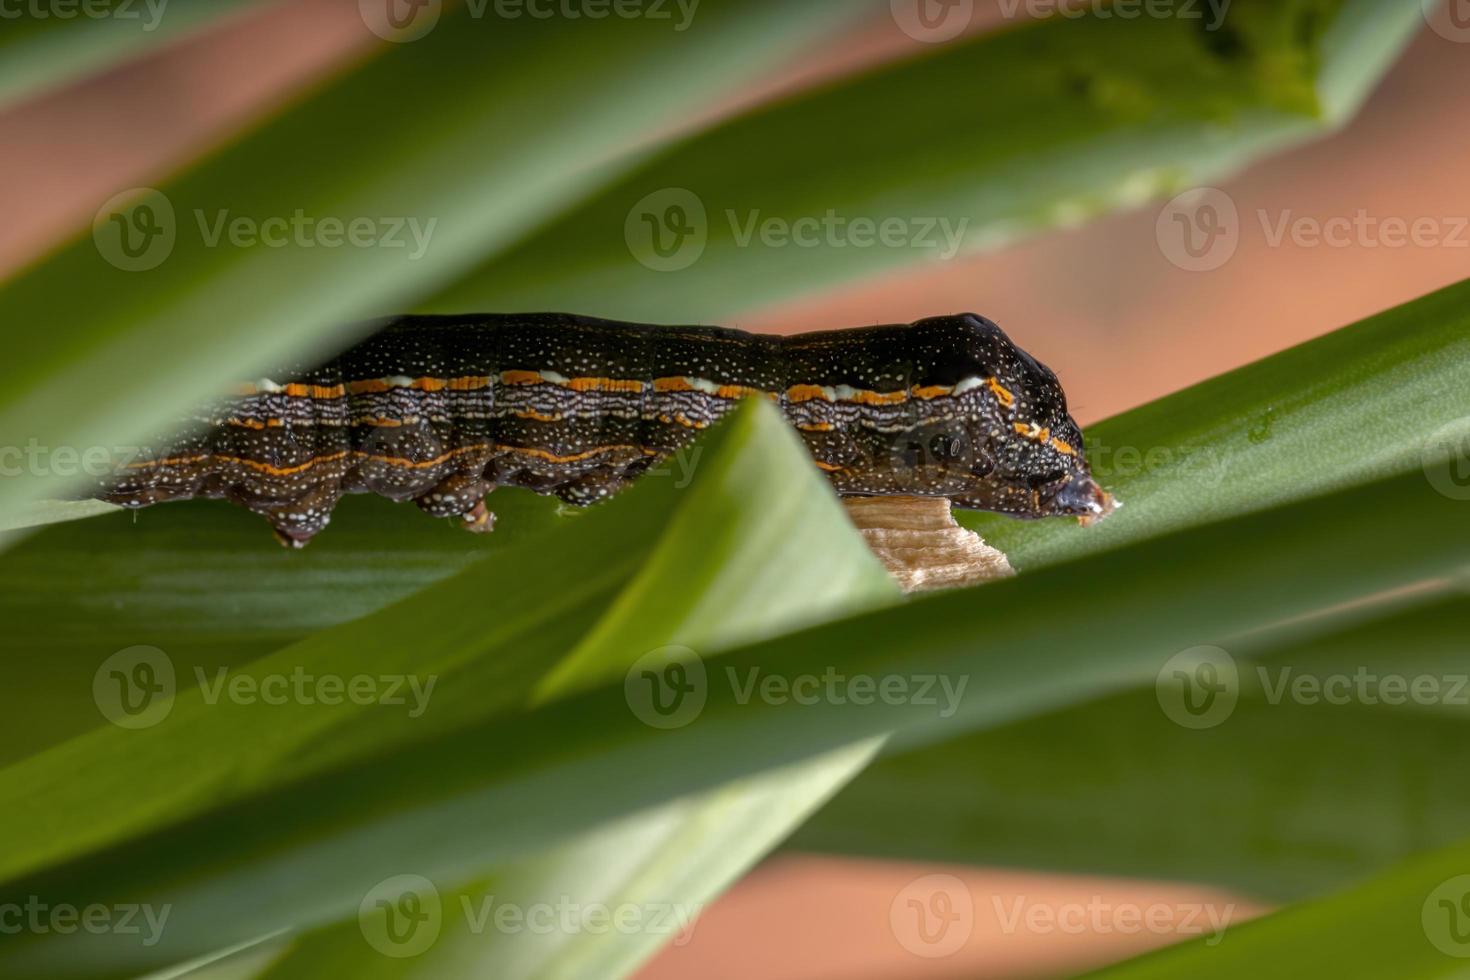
93,312,1116,547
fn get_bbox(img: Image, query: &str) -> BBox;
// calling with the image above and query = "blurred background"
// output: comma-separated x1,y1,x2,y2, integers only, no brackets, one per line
4,1,1465,976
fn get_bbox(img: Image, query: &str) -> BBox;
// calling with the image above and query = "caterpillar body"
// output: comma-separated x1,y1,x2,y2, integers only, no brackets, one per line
94,312,1116,547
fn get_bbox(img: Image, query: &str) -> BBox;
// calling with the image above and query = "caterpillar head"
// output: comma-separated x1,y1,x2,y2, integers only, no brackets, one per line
908,313,1117,525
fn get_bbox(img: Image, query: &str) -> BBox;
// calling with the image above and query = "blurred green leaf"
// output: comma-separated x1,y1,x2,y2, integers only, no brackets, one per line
964,275,1470,568
0,0,259,111
791,592,1470,901
237,400,898,980
0,0,871,523
1080,834,1470,979
0,489,563,765
0,399,895,976
3,419,1466,974
423,0,1422,321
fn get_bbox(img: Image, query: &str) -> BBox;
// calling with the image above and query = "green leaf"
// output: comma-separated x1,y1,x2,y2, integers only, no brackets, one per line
4,437,1465,975
0,399,896,977
242,399,899,980
789,592,1470,902
422,0,1422,321
1079,835,1470,979
0,0,871,523
0,489,564,766
0,0,259,111
963,275,1470,568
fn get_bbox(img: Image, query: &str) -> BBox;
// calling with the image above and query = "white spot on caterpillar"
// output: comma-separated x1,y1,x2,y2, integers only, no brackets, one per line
256,378,284,393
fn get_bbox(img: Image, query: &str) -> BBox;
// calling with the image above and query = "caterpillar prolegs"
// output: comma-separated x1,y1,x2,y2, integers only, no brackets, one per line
94,313,1116,547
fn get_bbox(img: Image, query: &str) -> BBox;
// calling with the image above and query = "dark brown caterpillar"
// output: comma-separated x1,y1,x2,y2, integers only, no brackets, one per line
94,313,1116,547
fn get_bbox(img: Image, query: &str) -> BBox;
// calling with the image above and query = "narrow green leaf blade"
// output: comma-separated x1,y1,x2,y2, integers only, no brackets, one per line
965,276,1470,568
1079,835,1470,979
790,593,1470,901
3,449,1465,976
424,0,1422,321
0,399,895,976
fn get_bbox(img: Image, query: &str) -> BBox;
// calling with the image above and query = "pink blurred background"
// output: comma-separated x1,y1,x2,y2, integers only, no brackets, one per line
5,2,1466,976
